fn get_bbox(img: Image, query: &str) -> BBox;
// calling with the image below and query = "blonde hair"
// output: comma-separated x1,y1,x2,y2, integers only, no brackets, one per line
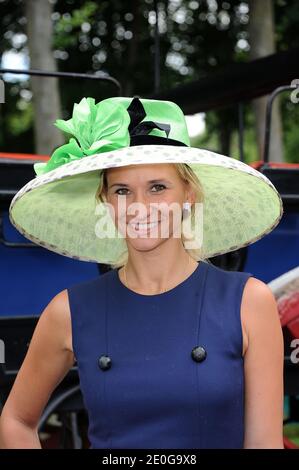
95,163,208,269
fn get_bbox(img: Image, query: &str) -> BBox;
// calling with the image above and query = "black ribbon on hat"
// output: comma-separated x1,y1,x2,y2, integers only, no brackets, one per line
127,96,187,147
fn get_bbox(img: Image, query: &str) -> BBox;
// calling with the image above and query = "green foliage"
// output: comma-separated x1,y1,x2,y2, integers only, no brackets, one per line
190,105,260,165
281,96,299,163
7,98,33,135
54,1,98,48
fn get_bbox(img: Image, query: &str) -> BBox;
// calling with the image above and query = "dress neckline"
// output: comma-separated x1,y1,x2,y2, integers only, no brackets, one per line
114,260,208,299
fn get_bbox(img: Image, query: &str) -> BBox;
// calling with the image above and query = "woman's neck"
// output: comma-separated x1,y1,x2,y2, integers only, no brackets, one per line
119,245,199,295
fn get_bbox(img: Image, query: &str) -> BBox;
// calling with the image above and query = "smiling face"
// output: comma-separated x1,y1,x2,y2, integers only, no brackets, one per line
102,163,195,253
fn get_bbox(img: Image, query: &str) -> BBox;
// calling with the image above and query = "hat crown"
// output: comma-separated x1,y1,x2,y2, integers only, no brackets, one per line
102,96,190,147
33,96,190,176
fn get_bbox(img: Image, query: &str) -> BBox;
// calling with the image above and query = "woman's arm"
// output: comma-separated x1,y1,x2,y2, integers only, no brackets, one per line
241,277,284,449
0,289,75,449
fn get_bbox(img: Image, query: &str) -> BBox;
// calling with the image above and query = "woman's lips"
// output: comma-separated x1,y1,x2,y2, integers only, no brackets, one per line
127,220,161,234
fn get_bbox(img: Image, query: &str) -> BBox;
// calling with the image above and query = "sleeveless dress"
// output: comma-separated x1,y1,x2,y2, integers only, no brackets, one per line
67,260,253,449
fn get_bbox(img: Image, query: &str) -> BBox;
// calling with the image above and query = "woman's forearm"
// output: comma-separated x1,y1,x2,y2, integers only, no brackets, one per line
0,416,42,449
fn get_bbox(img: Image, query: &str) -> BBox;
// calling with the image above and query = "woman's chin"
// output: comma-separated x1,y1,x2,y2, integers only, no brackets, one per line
126,236,166,252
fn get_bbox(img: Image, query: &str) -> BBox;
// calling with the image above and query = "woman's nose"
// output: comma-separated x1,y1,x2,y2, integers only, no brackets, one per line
129,191,151,217
131,189,150,205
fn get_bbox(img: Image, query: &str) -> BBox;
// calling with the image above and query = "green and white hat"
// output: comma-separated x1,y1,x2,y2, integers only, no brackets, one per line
9,96,283,264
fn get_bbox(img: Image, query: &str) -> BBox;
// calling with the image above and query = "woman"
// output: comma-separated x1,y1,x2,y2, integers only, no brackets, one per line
0,96,284,448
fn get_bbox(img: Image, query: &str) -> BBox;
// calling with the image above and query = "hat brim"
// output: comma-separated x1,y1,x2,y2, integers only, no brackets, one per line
9,145,283,264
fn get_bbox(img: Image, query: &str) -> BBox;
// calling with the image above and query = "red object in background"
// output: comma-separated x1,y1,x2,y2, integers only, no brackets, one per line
0,152,50,161
250,160,299,170
283,436,299,449
278,291,299,339
275,284,299,450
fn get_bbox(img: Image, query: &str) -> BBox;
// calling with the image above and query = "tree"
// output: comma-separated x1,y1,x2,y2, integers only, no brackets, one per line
25,0,63,154
248,0,284,162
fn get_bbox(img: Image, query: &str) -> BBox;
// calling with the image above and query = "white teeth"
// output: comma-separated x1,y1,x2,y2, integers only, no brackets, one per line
130,221,159,230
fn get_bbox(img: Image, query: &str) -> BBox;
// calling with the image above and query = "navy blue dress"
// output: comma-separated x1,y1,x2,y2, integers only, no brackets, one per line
67,260,253,449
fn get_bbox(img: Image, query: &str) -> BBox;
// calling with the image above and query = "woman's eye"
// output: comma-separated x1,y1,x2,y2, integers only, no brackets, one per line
151,184,166,192
115,188,129,195
114,184,166,195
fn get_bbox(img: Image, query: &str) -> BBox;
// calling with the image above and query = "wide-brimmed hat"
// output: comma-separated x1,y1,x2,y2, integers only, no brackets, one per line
9,96,283,265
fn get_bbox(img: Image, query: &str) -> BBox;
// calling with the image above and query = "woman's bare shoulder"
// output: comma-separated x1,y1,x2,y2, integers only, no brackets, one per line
240,276,281,356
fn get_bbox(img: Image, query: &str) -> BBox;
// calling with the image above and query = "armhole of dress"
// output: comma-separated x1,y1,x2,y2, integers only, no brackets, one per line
66,287,78,364
238,272,253,359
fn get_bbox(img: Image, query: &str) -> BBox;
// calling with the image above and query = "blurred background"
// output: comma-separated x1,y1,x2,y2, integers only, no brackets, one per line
0,0,298,162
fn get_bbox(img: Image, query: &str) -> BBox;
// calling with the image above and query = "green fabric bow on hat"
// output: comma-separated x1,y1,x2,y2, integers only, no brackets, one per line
33,97,131,176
